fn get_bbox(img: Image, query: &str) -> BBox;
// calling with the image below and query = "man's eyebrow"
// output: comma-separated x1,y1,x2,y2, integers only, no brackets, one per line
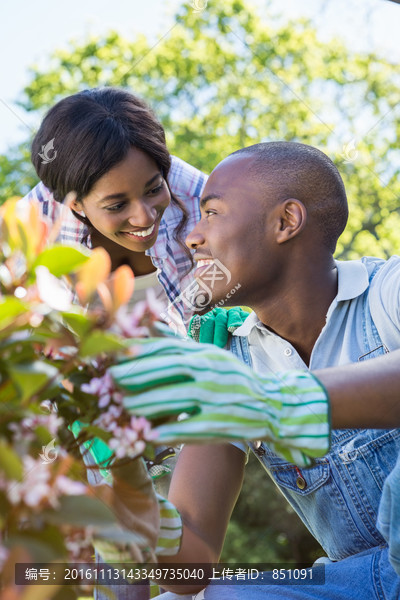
97,173,163,204
200,193,224,209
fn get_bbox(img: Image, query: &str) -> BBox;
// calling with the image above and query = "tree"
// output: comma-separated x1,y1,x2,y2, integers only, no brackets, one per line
3,0,400,259
1,0,399,565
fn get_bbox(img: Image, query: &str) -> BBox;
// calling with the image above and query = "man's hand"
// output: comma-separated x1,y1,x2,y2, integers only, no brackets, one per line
110,338,330,467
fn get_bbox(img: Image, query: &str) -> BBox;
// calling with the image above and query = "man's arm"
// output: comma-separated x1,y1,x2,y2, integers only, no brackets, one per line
315,349,400,429
158,443,246,594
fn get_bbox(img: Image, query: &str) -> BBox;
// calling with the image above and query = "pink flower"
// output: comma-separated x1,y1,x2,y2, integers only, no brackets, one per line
7,456,53,508
130,416,159,441
115,288,164,338
6,457,88,509
107,416,158,459
94,404,123,431
0,544,9,569
55,476,87,496
9,414,63,446
82,372,121,409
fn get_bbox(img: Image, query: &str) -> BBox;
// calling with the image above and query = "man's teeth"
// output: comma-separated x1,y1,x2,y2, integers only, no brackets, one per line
126,223,155,237
196,259,214,268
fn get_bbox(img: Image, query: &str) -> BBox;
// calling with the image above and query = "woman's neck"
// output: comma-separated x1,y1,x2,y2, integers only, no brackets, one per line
90,230,156,276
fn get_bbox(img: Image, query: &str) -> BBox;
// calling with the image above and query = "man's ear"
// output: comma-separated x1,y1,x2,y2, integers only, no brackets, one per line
275,199,307,244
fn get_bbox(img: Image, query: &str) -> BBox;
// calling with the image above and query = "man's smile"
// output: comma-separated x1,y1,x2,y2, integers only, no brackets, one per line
196,258,215,268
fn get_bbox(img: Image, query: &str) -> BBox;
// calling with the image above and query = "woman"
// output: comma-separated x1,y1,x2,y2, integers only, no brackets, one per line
26,88,207,600
27,87,207,330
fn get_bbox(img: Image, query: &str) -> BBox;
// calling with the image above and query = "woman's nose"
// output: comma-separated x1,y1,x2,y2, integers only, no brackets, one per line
127,201,157,228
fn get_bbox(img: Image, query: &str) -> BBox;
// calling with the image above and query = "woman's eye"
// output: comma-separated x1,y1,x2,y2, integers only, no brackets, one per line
105,203,125,212
205,209,217,216
148,181,164,195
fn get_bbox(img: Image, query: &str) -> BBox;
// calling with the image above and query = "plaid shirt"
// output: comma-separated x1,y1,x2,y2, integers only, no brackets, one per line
23,156,207,331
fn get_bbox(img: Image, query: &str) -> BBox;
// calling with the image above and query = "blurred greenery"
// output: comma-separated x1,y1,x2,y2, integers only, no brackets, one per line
2,0,400,260
1,0,399,567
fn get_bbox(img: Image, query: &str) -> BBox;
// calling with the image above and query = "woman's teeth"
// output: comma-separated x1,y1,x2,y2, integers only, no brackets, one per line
126,223,155,238
196,259,214,268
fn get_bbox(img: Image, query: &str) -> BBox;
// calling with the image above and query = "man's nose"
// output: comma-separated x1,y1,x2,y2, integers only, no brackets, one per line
127,201,157,228
185,225,205,249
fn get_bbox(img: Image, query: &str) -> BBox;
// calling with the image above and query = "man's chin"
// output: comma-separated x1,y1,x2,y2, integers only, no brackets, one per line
193,296,230,316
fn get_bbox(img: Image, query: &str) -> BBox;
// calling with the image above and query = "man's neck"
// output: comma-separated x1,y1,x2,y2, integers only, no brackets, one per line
251,261,338,366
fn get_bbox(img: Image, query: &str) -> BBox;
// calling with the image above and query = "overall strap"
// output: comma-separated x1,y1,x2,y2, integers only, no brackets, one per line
360,260,390,359
228,333,253,367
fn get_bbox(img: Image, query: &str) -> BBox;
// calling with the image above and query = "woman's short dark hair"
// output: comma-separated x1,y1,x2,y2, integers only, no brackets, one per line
31,87,191,260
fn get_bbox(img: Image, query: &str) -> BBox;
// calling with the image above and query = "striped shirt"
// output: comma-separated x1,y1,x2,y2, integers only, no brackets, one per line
23,155,207,332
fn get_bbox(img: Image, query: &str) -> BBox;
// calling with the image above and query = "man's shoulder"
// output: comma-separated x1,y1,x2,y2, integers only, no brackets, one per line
362,255,400,286
365,255,400,352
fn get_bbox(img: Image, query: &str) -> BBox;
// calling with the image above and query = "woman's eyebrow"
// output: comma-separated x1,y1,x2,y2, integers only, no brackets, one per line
96,173,163,204
144,172,163,188
97,193,127,205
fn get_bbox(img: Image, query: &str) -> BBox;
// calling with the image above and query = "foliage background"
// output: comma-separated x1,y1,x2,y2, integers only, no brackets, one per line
1,0,399,567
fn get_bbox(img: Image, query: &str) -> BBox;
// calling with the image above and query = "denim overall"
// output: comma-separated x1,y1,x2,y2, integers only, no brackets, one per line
154,263,400,599
229,261,400,562
113,261,400,600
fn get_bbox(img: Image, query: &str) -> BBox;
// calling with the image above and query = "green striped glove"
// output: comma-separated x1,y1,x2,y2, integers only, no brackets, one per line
188,306,249,348
110,338,331,468
70,423,183,563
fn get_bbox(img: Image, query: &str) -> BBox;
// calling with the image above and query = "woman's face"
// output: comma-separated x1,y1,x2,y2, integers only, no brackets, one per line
73,147,170,252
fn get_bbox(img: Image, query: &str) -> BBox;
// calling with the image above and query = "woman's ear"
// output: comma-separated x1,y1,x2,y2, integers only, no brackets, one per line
70,195,84,216
275,199,307,244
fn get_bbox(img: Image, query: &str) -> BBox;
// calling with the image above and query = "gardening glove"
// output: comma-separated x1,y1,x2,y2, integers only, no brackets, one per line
92,456,160,564
188,306,249,348
70,423,182,563
110,338,331,468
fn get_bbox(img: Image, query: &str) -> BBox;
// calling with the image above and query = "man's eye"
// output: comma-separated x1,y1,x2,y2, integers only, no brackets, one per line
205,209,217,216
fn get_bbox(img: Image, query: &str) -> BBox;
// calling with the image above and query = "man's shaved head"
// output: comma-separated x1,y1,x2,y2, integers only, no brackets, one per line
229,142,348,253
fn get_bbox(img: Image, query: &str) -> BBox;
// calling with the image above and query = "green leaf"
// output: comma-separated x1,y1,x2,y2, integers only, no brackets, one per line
33,424,54,446
33,245,89,277
79,331,128,358
0,441,23,480
7,526,67,561
61,311,93,337
0,297,28,330
8,360,59,402
0,378,19,404
44,494,118,527
0,491,9,528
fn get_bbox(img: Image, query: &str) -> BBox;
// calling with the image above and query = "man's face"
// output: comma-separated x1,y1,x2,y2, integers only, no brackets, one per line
186,155,281,307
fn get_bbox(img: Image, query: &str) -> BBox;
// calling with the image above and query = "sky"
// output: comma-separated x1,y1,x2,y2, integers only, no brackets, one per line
0,0,399,154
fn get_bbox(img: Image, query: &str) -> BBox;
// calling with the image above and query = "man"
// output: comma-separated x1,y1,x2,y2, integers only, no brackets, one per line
122,142,400,599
